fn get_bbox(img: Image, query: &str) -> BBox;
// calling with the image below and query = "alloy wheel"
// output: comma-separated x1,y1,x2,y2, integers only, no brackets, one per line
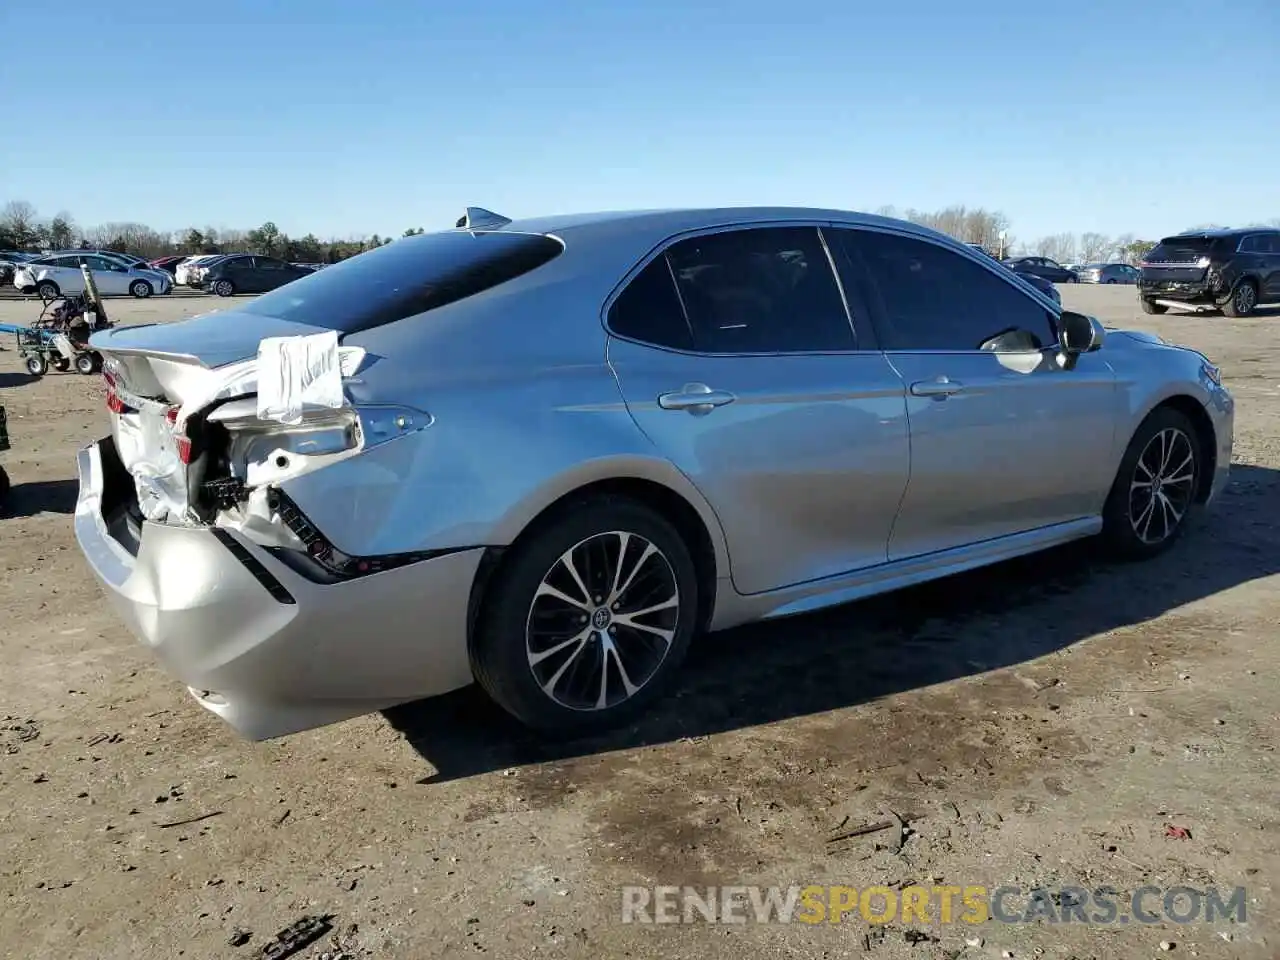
1234,283,1256,315
1129,427,1196,544
525,531,680,711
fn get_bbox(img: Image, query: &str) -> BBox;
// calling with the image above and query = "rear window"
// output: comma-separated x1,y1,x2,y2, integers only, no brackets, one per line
1146,237,1217,263
238,230,564,332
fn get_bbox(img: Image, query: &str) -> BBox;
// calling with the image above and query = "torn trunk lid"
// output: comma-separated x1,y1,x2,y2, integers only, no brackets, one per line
91,311,373,527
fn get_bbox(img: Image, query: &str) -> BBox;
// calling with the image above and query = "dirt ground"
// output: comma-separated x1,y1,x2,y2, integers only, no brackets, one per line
0,286,1276,960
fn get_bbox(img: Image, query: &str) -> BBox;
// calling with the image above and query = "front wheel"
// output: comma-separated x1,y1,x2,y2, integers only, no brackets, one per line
1101,406,1201,560
471,497,699,733
1221,280,1257,318
36,280,59,300
1140,298,1167,315
212,279,235,297
130,279,153,298
75,352,98,375
25,354,48,376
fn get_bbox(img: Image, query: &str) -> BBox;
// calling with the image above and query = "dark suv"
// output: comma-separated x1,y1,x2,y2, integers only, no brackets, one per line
1139,228,1280,317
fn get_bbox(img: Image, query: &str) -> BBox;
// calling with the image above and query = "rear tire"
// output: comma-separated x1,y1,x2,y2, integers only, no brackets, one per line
1140,298,1167,315
75,353,97,375
1101,406,1201,560
471,496,698,734
25,354,47,376
1221,279,1257,318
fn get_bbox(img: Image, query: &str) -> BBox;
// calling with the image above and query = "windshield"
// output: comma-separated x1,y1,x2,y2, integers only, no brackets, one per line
238,230,564,333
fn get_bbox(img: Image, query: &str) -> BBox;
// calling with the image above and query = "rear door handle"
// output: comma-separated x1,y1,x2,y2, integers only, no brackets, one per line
910,376,964,397
658,383,737,412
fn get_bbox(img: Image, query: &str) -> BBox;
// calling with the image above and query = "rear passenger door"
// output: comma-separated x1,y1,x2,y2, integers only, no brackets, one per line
833,228,1119,561
607,224,911,595
222,256,255,290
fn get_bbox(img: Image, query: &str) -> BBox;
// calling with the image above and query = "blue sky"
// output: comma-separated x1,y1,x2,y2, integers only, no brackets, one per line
2,0,1277,245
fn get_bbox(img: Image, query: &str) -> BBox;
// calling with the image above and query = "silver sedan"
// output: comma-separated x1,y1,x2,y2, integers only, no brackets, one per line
74,207,1235,739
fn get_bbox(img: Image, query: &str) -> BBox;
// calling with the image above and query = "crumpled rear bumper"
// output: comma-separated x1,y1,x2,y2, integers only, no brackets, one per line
74,437,484,739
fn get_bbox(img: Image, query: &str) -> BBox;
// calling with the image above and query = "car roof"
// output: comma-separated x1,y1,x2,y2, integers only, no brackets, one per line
1164,227,1280,240
491,206,963,249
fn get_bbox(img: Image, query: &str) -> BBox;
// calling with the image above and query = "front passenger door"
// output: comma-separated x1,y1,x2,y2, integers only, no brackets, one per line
84,255,130,295
835,229,1120,561
254,257,289,291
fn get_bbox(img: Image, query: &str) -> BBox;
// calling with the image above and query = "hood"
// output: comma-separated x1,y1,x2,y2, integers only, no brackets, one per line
91,308,336,369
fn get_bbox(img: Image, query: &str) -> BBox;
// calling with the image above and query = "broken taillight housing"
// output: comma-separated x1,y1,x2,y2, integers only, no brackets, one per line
103,369,136,415
165,407,194,464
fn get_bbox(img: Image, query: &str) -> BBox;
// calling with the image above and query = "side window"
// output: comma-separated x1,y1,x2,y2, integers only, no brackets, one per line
663,227,854,353
843,230,1057,352
608,256,693,350
257,257,284,271
1239,236,1259,253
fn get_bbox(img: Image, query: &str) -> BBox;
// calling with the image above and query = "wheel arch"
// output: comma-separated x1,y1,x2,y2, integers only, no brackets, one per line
466,473,725,654
1135,394,1218,504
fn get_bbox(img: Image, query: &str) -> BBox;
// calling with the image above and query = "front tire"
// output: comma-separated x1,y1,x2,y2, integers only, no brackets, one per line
25,354,48,376
1221,279,1257,318
212,279,235,297
36,280,59,300
1140,298,1167,315
471,496,699,734
75,352,98,375
1101,406,1201,560
130,279,153,298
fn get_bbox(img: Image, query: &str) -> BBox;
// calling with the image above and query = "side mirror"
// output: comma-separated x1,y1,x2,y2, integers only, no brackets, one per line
1058,311,1105,370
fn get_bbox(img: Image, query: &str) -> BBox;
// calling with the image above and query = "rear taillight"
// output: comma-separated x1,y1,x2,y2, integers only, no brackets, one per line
166,406,194,463
103,370,137,415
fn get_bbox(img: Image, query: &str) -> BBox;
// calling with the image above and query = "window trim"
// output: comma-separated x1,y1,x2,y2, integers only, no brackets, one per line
835,223,1063,354
601,219,873,357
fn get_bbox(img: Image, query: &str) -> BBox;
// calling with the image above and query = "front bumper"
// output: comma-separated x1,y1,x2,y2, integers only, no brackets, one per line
1202,382,1234,507
74,437,483,740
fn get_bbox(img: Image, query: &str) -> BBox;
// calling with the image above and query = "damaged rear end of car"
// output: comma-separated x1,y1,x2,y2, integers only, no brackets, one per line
74,223,567,739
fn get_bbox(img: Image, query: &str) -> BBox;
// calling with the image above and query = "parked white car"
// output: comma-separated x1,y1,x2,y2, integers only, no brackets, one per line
175,255,226,286
15,253,172,299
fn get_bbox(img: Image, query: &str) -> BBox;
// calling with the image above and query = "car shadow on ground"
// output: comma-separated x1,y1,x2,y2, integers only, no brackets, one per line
0,372,40,388
1,478,79,517
385,464,1280,784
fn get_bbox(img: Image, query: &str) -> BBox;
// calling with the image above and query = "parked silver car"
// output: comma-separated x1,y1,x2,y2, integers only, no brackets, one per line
1079,262,1140,284
74,207,1234,740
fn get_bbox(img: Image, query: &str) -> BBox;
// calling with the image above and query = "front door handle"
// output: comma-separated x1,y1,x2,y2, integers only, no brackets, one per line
910,376,964,397
658,383,737,413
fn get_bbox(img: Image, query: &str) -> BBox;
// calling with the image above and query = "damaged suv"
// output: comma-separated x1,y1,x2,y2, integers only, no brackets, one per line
75,207,1234,740
1139,227,1280,317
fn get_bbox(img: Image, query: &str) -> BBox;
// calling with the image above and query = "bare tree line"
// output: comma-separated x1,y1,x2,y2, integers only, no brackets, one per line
5,198,1279,268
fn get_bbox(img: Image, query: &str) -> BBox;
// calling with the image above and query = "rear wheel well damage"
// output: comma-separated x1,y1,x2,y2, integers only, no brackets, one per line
1146,395,1217,503
465,477,719,655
